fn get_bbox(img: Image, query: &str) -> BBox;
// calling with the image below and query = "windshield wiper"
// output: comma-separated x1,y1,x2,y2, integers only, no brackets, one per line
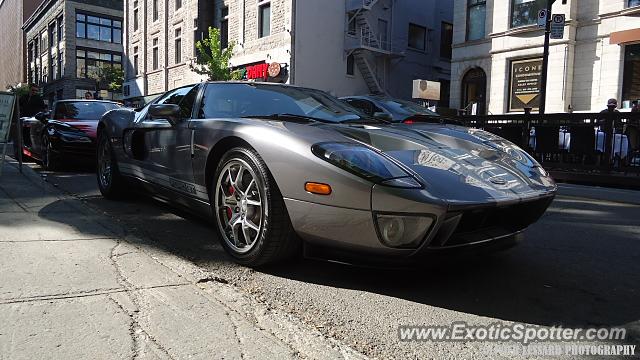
241,113,334,124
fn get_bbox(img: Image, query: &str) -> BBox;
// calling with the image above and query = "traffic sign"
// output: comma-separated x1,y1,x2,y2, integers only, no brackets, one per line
550,14,565,39
537,9,548,28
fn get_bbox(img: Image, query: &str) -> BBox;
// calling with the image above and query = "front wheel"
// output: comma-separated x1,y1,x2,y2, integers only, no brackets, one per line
41,135,58,171
212,147,299,266
97,131,126,199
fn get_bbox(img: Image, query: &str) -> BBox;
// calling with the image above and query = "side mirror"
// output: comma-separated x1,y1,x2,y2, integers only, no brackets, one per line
34,111,50,122
149,104,180,125
373,112,392,121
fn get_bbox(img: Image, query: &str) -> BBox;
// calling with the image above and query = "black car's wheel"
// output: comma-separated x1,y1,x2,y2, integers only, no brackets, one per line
97,131,126,199
41,135,58,171
212,147,299,266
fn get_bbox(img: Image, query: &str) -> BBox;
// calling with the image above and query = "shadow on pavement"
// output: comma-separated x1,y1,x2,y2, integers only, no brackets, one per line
19,176,639,333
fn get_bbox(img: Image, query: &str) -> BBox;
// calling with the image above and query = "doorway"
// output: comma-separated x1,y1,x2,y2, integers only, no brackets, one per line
461,68,487,115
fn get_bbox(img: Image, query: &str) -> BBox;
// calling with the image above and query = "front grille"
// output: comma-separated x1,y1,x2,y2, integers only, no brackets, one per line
429,197,553,248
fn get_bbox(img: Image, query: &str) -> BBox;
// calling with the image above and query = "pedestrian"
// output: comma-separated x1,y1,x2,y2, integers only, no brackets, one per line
631,100,639,113
18,84,46,118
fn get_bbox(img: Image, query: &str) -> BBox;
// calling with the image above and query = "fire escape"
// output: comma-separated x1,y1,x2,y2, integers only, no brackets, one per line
345,0,401,94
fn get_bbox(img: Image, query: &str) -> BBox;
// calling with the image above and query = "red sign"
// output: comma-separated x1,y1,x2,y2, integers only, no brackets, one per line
246,63,269,80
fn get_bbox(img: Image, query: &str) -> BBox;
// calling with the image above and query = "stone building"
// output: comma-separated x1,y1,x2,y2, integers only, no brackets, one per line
124,0,454,105
451,0,640,114
23,0,124,104
0,0,40,89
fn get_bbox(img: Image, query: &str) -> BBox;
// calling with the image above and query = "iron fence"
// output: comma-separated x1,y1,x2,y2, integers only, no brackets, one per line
458,112,640,179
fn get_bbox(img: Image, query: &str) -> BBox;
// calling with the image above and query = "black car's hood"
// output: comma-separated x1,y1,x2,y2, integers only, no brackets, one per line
324,123,556,204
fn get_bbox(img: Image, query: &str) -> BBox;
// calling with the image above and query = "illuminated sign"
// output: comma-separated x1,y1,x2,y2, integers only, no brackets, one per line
246,63,269,80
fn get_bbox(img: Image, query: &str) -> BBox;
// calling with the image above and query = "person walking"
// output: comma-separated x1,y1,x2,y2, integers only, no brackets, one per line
18,84,46,118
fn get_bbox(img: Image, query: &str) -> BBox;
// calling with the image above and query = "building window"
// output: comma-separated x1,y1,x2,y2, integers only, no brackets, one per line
133,0,139,31
346,54,355,76
466,0,486,41
76,49,122,79
408,23,426,51
40,32,47,52
153,0,159,22
152,38,159,70
57,15,64,43
440,22,453,59
629,0,640,7
258,1,271,38
175,28,182,64
220,7,229,49
175,0,182,10
51,54,57,81
58,51,64,78
48,22,56,49
133,46,139,75
76,13,122,43
622,44,640,107
511,0,545,28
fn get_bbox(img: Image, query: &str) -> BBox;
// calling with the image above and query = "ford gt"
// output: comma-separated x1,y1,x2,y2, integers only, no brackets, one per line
97,82,556,266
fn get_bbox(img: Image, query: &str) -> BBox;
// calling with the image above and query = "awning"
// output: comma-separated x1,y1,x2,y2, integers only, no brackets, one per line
610,28,640,45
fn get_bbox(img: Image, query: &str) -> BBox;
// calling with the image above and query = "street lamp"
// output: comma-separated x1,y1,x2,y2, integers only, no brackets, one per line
539,0,567,114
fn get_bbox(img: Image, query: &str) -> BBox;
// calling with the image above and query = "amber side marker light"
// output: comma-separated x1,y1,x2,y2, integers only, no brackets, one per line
305,182,332,195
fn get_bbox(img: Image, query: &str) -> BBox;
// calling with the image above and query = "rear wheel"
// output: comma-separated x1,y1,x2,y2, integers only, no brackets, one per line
97,131,126,199
212,147,299,266
41,135,59,171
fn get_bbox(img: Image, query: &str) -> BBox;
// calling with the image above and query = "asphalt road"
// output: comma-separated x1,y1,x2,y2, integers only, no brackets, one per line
25,164,640,359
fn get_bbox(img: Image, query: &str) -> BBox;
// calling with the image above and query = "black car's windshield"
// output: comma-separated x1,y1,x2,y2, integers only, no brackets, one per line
199,83,372,123
54,101,120,120
378,98,439,116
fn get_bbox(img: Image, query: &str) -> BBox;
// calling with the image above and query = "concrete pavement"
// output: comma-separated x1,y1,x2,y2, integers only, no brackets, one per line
0,159,365,360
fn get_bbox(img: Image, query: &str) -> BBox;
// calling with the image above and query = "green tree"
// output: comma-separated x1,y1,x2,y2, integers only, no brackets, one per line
191,27,243,81
89,65,124,93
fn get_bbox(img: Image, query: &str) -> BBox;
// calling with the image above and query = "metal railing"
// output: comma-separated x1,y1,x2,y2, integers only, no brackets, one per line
346,28,393,53
458,112,640,177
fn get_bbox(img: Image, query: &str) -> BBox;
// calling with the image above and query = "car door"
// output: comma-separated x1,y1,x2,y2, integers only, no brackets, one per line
137,85,200,197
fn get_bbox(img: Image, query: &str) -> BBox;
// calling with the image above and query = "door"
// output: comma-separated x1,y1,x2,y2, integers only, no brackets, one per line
461,68,487,115
137,85,200,196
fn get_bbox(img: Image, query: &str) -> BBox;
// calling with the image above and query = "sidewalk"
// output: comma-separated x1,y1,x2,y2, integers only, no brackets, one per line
0,159,363,360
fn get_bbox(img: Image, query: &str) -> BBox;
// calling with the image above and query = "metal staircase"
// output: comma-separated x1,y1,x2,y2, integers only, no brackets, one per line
345,0,397,95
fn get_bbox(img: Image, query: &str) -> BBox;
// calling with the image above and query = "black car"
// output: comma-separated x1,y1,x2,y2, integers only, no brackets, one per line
20,100,121,169
341,95,461,125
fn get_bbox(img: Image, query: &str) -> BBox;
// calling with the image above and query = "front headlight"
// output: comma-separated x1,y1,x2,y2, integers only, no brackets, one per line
311,142,422,188
375,214,434,248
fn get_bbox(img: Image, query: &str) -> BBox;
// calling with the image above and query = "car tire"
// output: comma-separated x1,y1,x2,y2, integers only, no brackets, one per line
212,147,300,267
97,131,126,199
41,135,59,171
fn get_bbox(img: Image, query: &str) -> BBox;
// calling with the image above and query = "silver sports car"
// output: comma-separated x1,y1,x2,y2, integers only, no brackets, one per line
97,82,556,266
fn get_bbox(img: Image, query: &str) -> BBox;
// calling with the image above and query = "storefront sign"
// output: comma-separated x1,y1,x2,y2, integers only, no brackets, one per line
509,58,543,112
246,63,270,80
245,62,286,81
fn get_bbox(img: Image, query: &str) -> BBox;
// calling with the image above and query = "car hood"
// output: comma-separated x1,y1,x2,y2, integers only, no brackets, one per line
319,122,556,205
51,119,98,139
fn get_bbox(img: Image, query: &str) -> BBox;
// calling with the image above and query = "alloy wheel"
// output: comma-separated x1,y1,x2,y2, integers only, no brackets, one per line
214,159,265,254
98,136,112,189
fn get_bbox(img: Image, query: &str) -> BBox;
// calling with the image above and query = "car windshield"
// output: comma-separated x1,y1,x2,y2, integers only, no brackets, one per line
199,83,369,123
378,98,439,116
54,101,120,120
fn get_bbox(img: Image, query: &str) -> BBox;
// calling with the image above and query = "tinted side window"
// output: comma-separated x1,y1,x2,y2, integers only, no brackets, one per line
346,99,374,116
157,86,194,106
179,86,199,119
